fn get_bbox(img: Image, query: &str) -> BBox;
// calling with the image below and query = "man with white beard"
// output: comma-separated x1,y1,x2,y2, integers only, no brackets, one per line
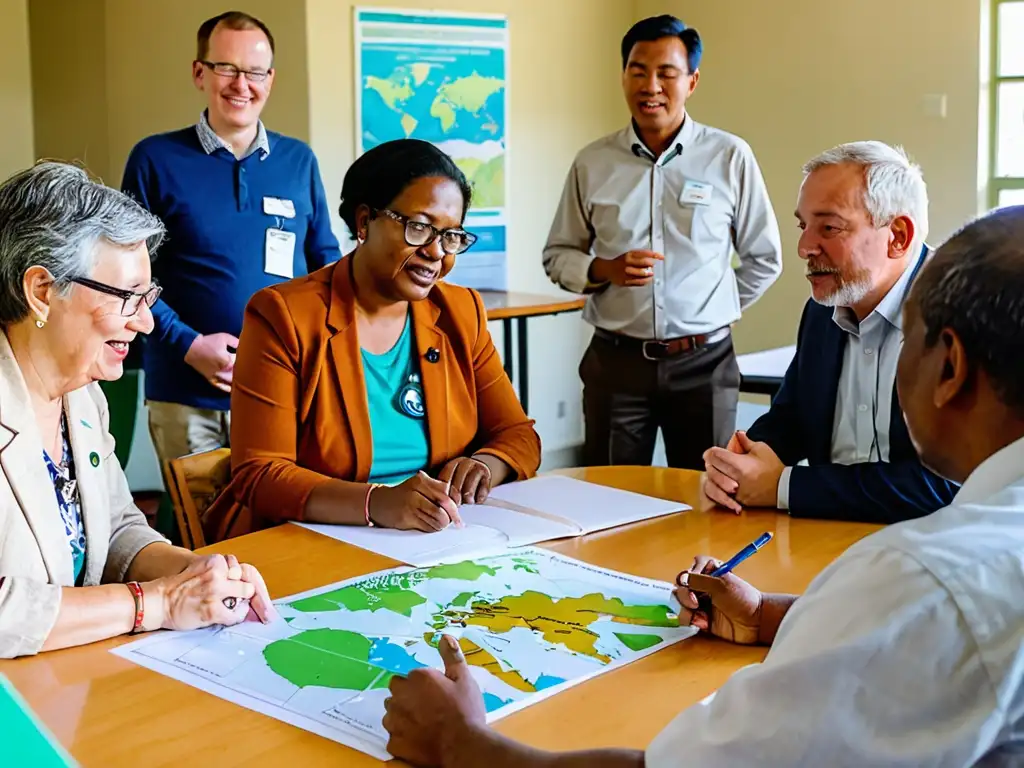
701,141,958,523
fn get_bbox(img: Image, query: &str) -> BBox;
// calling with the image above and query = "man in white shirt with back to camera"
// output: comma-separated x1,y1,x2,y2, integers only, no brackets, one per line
380,204,1024,766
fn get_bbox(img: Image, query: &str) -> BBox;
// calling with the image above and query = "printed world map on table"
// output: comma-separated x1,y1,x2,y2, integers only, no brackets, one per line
113,548,696,761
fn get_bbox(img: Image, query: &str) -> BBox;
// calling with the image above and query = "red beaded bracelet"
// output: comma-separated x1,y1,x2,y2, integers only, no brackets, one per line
126,581,145,634
364,483,382,527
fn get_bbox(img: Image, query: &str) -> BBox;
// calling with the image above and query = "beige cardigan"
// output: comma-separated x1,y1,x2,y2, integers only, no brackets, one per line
0,334,167,657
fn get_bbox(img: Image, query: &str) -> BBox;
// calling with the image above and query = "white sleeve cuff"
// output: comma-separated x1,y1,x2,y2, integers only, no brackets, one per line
777,466,793,511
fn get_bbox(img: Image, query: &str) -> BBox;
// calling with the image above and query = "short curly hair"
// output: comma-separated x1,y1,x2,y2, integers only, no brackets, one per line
911,204,1024,417
338,139,472,238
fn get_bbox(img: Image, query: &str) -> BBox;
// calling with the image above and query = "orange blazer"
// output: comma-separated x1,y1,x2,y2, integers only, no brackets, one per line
203,257,542,542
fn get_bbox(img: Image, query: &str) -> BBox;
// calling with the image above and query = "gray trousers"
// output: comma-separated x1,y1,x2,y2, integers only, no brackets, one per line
580,333,740,470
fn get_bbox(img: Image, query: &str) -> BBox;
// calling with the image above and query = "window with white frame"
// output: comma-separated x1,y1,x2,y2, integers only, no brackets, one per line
992,0,1024,207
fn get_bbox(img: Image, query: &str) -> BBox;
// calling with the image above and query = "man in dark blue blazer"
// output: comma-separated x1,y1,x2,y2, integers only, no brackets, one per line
703,141,958,523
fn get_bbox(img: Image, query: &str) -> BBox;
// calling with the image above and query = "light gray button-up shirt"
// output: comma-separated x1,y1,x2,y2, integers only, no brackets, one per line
543,117,783,339
777,252,920,509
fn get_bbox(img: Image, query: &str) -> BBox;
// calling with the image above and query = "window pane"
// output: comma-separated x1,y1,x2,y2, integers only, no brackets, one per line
998,2,1024,76
996,82,1024,176
998,189,1024,208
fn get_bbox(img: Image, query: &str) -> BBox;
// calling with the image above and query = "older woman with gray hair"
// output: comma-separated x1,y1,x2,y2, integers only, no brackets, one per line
0,161,276,659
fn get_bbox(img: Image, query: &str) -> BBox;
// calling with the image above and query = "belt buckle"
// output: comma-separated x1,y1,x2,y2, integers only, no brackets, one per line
642,340,670,361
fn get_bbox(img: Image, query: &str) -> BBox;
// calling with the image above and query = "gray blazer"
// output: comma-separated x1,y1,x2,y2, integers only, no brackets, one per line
0,334,166,657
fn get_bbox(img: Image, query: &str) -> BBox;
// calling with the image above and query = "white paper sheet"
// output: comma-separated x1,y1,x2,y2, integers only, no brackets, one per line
296,477,688,565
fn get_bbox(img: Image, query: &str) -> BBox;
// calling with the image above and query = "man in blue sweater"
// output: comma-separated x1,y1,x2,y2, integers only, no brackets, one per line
122,11,341,467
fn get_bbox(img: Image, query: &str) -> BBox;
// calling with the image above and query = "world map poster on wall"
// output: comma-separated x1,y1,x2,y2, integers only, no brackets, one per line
355,9,509,290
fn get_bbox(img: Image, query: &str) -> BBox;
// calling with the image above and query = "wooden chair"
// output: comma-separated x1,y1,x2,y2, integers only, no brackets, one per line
164,448,232,550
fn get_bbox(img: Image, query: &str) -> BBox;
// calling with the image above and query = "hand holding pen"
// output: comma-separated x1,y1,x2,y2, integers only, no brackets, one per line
673,533,773,646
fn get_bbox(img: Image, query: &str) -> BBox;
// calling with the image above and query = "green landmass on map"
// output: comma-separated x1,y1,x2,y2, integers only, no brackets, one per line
288,561,496,616
433,73,504,116
425,562,497,581
466,155,504,208
365,74,414,111
614,633,664,652
512,557,539,575
263,629,392,690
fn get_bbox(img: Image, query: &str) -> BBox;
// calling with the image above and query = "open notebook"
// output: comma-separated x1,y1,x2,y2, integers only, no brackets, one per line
296,475,688,566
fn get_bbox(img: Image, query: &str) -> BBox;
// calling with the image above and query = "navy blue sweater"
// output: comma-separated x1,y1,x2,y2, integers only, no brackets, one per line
122,127,341,410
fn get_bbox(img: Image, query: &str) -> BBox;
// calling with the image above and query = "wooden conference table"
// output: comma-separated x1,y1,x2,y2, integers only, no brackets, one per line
2,467,879,766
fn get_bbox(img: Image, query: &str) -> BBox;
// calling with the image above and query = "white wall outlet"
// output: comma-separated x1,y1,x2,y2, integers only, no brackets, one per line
922,93,947,119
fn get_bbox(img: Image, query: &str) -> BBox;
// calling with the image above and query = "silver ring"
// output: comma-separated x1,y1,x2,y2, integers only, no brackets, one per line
646,267,653,275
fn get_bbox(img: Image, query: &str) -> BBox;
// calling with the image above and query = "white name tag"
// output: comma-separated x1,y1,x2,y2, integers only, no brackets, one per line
680,180,713,206
265,228,296,278
263,197,296,218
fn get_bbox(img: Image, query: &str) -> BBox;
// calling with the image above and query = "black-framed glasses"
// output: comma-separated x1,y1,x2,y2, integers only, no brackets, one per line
71,278,162,317
374,208,478,255
199,60,271,83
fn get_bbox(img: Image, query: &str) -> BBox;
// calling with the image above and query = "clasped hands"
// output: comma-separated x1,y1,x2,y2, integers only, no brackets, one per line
380,557,766,767
702,430,785,513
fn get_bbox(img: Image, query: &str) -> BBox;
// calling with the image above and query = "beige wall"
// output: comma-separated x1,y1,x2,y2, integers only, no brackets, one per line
306,0,634,450
11,0,989,457
27,0,310,186
0,0,35,179
103,0,311,183
29,0,109,182
636,0,985,353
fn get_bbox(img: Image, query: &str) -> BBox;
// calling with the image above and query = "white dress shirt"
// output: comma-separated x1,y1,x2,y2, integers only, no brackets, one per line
543,118,782,339
649,435,1024,767
777,255,919,509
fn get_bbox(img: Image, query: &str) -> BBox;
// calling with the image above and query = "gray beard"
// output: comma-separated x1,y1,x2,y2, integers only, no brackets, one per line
810,274,873,308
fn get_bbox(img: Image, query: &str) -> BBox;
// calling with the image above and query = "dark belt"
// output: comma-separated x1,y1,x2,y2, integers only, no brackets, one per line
594,326,730,361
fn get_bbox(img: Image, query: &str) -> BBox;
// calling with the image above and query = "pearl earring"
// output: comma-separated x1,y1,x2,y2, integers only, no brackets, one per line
35,319,45,329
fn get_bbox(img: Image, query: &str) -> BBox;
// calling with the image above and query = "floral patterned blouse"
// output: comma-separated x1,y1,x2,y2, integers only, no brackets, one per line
42,413,86,585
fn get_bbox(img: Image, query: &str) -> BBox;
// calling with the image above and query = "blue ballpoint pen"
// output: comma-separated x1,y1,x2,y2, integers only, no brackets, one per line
710,531,773,577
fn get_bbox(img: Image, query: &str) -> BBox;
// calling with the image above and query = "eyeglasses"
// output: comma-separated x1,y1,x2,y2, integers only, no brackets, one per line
71,278,163,317
374,209,478,256
199,60,271,83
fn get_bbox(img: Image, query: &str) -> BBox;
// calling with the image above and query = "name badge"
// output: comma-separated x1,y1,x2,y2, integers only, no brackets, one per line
265,228,296,278
263,197,296,218
680,180,713,206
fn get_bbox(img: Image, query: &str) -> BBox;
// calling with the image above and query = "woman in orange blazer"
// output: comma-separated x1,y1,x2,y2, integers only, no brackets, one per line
204,140,541,543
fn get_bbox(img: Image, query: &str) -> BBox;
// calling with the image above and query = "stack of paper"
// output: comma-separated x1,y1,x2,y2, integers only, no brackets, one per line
296,475,688,565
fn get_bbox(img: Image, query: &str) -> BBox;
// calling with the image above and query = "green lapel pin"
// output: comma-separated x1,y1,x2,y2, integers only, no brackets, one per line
89,452,100,468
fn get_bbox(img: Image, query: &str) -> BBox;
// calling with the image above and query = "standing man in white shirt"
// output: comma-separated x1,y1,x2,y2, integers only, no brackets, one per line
380,205,1024,766
543,15,783,470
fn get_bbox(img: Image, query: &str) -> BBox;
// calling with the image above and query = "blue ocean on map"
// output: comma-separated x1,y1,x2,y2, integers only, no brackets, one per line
482,692,512,712
368,638,425,675
361,43,506,148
